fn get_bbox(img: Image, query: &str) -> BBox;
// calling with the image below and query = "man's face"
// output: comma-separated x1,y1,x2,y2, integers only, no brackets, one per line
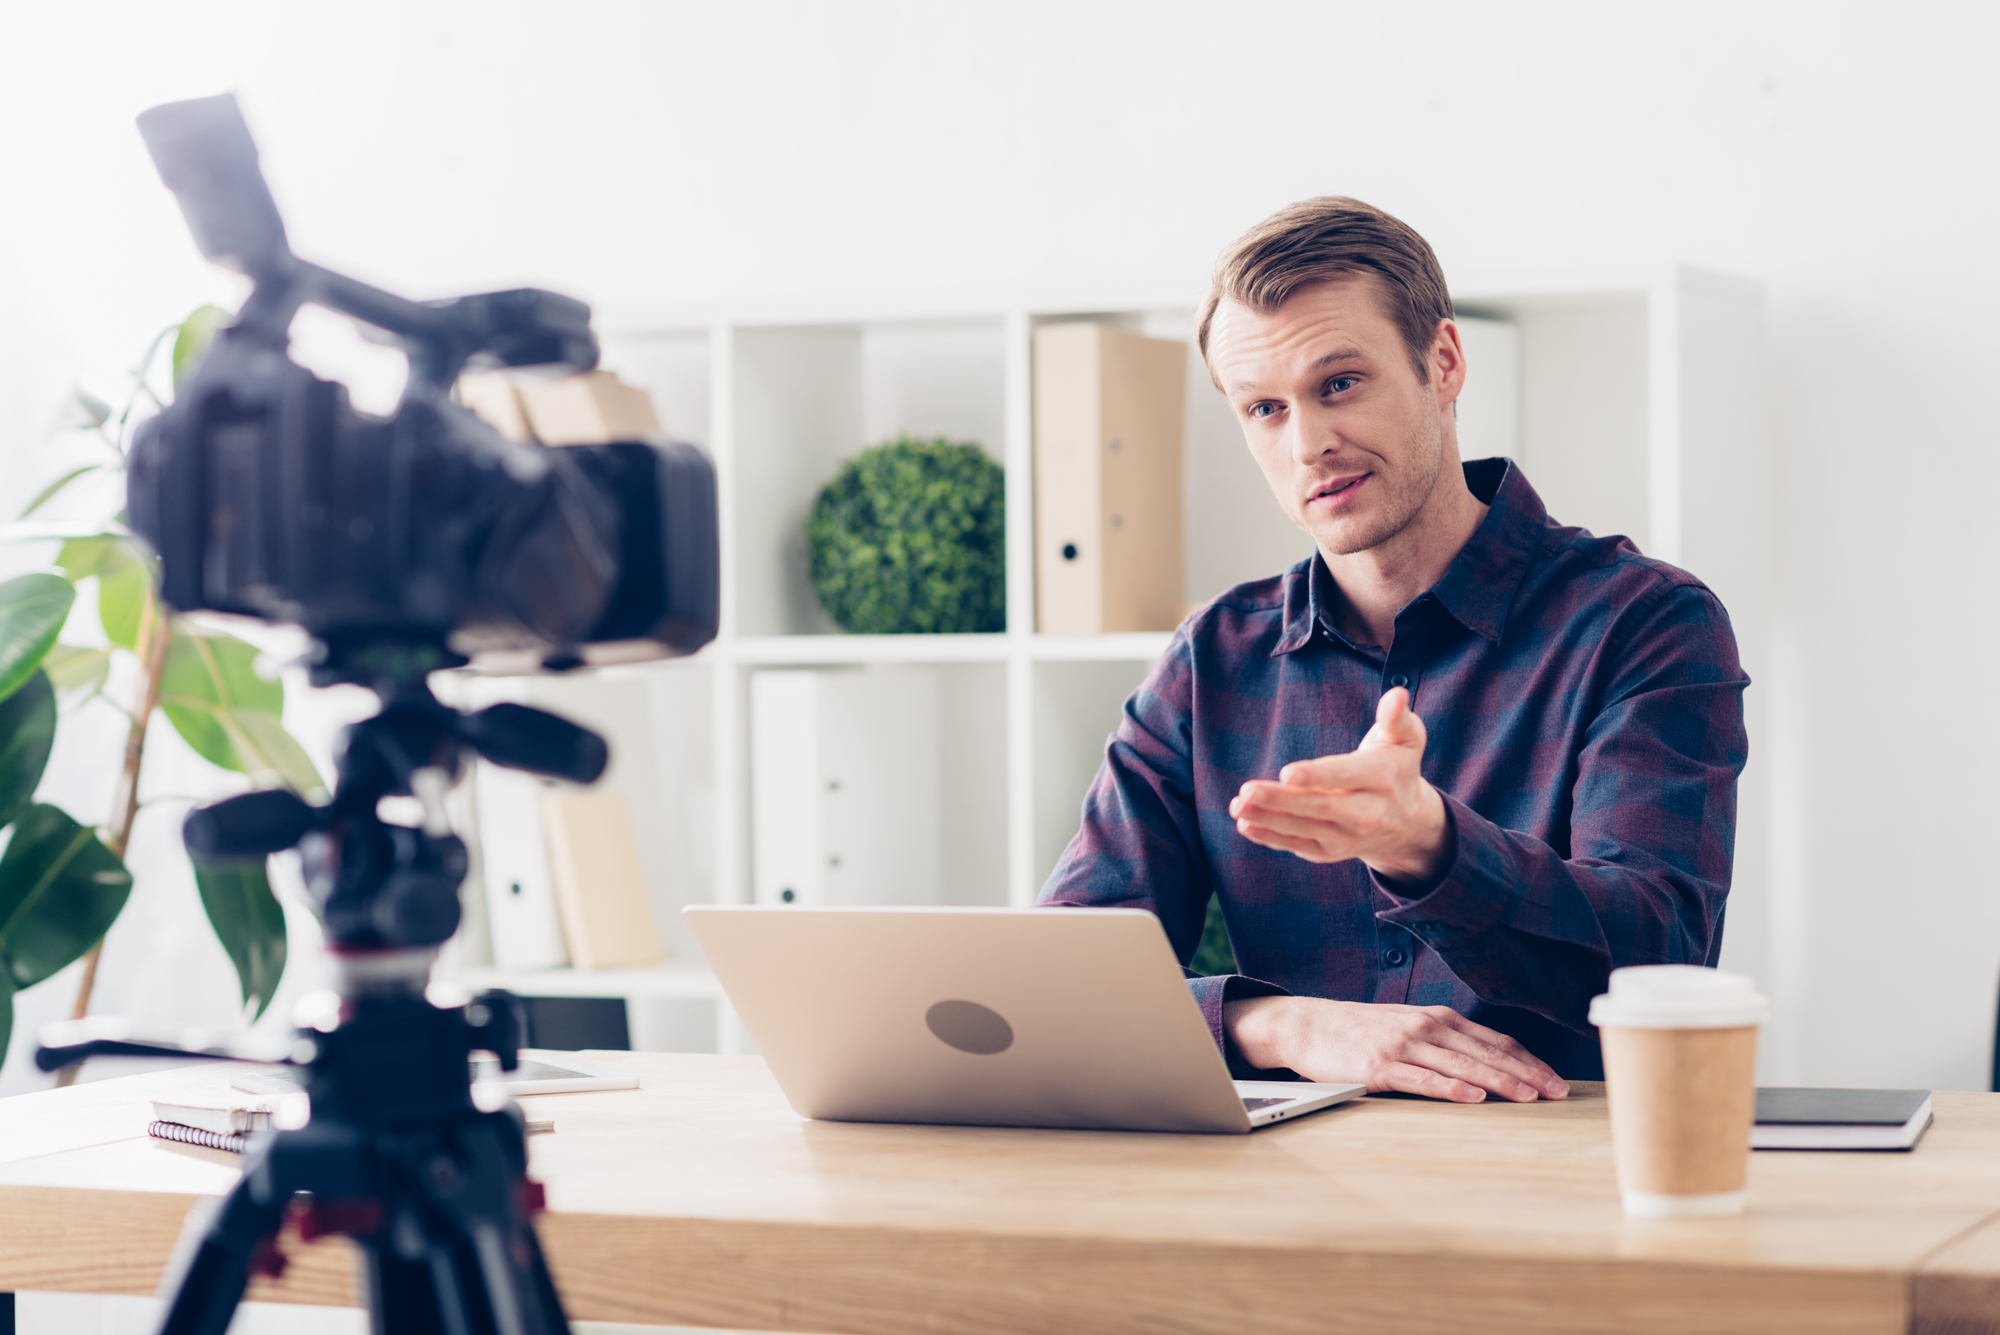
1208,276,1464,559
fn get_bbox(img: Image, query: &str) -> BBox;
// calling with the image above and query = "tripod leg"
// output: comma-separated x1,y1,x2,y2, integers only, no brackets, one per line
154,1173,287,1335
368,1221,551,1335
507,1224,571,1335
364,1240,457,1335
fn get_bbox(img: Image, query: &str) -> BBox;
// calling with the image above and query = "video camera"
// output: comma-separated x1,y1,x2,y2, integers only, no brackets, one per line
128,93,718,683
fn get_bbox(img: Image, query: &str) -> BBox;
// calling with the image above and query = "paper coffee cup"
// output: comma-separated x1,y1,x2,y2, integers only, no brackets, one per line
1588,966,1769,1219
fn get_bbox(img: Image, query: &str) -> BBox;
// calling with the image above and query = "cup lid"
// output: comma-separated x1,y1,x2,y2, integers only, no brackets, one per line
1587,965,1770,1030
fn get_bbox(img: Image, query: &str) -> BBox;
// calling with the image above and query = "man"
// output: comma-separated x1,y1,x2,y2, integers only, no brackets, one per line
1039,197,1748,1103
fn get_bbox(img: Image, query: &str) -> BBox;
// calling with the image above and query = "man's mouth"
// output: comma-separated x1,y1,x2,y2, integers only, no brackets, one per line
1306,474,1370,509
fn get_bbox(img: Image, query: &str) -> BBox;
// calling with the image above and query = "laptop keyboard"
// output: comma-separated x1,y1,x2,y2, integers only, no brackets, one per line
1241,1097,1289,1111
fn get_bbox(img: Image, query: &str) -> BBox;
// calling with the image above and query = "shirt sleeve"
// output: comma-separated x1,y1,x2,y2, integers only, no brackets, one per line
1374,578,1749,1035
1037,624,1293,1078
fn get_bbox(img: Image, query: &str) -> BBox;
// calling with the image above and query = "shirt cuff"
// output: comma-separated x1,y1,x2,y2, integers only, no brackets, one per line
1186,973,1296,1081
1371,791,1519,947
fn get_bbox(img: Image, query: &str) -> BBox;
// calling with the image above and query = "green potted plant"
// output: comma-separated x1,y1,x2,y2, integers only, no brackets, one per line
805,435,1005,634
0,307,321,1078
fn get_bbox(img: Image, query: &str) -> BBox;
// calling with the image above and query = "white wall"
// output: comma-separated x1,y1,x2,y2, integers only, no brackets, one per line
0,0,1993,1091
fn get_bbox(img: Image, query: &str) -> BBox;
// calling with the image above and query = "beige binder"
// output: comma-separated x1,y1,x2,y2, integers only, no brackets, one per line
1033,324,1187,634
457,372,536,442
458,370,662,446
540,789,666,970
517,370,662,445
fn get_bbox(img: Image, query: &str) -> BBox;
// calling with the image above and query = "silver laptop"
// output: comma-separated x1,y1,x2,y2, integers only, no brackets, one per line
684,905,1364,1134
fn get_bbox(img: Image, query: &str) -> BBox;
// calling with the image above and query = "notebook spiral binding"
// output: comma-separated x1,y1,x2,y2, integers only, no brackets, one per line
148,1120,249,1154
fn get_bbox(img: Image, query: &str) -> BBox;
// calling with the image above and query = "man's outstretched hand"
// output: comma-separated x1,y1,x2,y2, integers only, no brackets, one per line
1224,995,1570,1103
1227,687,1452,886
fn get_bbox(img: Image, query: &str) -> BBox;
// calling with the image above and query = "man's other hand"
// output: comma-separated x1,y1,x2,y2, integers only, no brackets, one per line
1227,687,1451,884
1224,995,1570,1103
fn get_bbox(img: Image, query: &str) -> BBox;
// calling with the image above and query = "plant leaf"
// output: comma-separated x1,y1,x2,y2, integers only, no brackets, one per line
96,559,149,651
0,803,132,991
193,858,287,1021
160,701,242,773
0,973,14,1075
53,536,113,580
55,538,150,649
0,671,56,831
0,574,76,706
158,629,285,774
40,644,111,697
165,630,281,713
19,465,102,521
68,386,113,430
229,709,326,797
171,306,230,393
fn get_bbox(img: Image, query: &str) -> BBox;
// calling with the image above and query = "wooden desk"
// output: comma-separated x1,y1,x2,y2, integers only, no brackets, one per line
0,1054,1996,1335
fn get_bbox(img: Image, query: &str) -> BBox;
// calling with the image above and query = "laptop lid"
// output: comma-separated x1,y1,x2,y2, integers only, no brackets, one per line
685,905,1260,1133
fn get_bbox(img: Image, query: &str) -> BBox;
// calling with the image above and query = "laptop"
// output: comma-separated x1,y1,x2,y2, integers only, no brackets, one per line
684,905,1364,1134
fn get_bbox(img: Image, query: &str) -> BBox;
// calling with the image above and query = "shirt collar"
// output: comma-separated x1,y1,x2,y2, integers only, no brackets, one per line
1272,458,1547,655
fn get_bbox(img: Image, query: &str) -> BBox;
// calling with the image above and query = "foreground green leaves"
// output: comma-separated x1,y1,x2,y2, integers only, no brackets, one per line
0,305,309,1072
0,803,133,1060
39,644,111,699
158,629,311,1018
0,671,56,831
193,859,287,1021
158,630,325,798
0,575,75,705
19,465,102,521
55,536,149,649
171,306,228,392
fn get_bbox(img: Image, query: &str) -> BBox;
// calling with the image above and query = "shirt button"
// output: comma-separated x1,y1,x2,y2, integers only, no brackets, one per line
1383,947,1408,967
1387,674,1410,689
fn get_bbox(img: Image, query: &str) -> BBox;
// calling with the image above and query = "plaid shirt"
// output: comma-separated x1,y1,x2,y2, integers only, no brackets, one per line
1038,459,1748,1081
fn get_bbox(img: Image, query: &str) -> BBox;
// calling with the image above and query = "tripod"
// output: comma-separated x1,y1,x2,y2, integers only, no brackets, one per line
39,654,607,1335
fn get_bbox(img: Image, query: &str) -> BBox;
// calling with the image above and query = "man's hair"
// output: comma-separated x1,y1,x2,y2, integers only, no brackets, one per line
1196,196,1454,384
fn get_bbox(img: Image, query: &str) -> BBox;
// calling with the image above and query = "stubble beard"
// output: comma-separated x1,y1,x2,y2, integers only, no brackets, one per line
1309,413,1448,558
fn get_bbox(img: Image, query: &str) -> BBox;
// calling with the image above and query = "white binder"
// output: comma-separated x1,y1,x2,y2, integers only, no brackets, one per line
473,761,569,971
750,668,941,907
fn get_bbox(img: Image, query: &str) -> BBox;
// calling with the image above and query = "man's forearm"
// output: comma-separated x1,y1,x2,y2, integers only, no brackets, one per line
1222,994,1295,1072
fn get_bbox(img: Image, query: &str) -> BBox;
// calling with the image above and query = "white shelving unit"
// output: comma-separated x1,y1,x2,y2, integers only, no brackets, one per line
435,268,1769,1056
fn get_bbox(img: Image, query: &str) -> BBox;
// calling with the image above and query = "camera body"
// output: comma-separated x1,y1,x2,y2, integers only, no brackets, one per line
129,349,719,676
126,94,716,682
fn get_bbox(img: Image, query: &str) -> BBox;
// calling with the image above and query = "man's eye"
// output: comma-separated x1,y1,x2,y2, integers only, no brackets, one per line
1326,376,1357,395
1248,402,1280,420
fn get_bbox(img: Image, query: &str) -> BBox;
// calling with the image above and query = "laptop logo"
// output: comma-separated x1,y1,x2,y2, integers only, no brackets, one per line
925,1000,1013,1055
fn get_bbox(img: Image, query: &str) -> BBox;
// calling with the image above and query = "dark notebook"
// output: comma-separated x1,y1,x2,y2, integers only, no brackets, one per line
1752,1087,1932,1151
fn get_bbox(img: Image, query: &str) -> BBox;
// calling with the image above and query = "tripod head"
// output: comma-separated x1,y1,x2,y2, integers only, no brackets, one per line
187,661,606,955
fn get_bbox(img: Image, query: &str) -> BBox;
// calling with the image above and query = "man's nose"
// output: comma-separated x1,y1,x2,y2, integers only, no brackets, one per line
1288,407,1336,466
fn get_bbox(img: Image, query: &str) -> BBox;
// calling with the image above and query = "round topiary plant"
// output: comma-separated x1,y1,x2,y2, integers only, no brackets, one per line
806,435,1005,635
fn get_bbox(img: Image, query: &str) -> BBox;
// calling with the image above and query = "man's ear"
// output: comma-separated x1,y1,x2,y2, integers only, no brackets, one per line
1432,319,1468,407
